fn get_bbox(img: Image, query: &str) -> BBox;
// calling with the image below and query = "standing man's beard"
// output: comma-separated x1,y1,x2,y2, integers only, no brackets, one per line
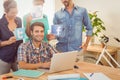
63,1,69,7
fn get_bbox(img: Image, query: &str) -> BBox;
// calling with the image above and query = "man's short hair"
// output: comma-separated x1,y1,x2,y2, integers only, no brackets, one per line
3,0,17,13
30,22,45,31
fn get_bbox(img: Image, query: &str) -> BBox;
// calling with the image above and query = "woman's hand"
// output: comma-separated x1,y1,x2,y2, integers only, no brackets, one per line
8,36,16,45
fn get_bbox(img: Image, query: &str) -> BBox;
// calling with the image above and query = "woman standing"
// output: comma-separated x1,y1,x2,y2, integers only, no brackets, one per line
0,0,22,74
23,0,49,42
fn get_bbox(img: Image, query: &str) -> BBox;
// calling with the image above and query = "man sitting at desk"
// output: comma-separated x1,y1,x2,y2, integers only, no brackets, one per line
17,22,57,69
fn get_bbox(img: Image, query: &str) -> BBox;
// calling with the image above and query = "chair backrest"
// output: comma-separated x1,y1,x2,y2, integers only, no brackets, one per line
96,45,120,68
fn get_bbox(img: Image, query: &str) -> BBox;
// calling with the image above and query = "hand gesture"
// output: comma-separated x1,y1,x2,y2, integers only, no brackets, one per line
47,34,56,41
8,36,16,45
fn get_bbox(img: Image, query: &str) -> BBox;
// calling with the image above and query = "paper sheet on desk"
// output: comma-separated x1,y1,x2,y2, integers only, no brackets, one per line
83,72,111,80
48,73,88,80
54,78,88,80
13,69,45,78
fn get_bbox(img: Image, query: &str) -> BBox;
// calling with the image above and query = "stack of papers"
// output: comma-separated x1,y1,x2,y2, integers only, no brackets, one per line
48,74,88,80
52,78,88,80
13,69,45,78
83,72,111,80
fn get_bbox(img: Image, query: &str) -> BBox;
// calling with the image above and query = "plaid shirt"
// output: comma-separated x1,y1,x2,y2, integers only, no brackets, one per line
17,40,57,64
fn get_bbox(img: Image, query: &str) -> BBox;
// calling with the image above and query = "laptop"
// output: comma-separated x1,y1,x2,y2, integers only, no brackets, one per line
38,50,82,73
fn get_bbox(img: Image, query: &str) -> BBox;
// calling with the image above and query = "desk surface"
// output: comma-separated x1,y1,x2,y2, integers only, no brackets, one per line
87,44,117,54
0,62,120,80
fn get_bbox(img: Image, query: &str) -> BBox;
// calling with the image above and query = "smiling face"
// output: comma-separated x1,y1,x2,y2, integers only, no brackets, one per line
31,26,44,42
4,0,18,19
6,7,18,19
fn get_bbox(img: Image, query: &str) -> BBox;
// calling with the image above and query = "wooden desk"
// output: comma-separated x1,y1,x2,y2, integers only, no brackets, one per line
0,62,120,80
86,44,118,66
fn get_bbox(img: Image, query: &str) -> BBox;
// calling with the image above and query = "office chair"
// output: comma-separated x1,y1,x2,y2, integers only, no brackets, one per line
96,36,120,68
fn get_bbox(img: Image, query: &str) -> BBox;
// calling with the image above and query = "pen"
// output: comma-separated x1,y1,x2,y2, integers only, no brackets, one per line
90,73,94,77
2,76,13,79
74,65,79,69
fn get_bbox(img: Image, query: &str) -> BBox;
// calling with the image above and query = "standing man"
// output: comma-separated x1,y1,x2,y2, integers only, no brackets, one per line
48,0,93,52
17,22,57,70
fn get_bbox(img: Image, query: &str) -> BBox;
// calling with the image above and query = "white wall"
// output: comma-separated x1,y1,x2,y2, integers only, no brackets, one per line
0,0,4,18
55,0,120,47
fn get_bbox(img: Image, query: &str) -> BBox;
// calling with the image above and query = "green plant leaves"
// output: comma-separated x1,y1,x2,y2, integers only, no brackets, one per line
83,12,106,37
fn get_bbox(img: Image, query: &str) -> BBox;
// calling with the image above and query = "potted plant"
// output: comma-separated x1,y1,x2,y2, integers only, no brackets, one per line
89,11,106,36
83,11,106,44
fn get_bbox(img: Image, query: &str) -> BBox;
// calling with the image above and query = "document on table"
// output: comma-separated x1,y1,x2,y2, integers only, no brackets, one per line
83,72,111,80
13,69,45,78
48,73,88,80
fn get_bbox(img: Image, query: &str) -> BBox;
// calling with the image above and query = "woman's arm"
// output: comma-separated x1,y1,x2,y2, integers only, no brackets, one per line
0,36,16,47
26,14,32,37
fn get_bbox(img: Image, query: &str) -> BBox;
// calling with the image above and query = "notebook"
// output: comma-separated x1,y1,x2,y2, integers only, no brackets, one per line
83,72,111,80
13,69,45,78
